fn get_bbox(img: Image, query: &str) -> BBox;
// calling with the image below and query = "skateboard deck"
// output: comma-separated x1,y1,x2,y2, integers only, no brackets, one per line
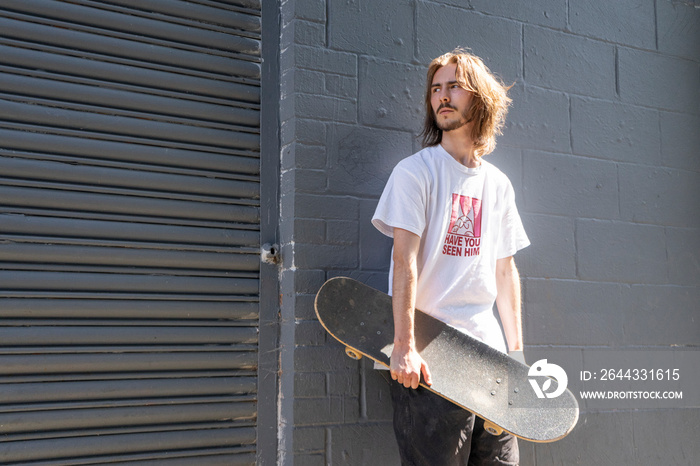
315,277,579,443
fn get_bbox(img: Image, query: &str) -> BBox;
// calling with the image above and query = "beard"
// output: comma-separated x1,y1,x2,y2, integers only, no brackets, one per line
434,104,471,132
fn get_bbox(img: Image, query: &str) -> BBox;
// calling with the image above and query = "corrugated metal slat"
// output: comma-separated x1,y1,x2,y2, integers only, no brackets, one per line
0,128,260,174
0,157,259,200
0,352,257,375
0,377,258,404
0,0,261,54
0,72,259,126
0,43,261,101
0,429,256,464
0,16,260,77
0,214,260,247
0,99,259,151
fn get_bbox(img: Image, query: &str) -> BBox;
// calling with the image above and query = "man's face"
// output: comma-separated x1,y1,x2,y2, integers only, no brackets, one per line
430,63,474,132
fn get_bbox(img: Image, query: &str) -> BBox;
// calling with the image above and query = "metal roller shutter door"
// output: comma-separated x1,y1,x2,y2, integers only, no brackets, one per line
0,1,265,464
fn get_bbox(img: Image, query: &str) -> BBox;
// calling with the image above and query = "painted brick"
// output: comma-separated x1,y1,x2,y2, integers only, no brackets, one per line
621,284,700,346
295,93,356,123
329,423,401,465
358,57,424,133
294,397,353,426
295,372,326,397
576,220,668,284
279,94,295,123
281,169,295,205
524,26,616,99
569,0,656,49
293,19,326,46
294,0,325,22
518,213,576,279
329,270,391,295
328,0,414,62
295,269,327,294
280,119,296,147
425,0,469,8
522,150,619,219
619,164,700,228
325,74,357,100
486,146,523,198
326,124,414,197
359,199,393,273
618,48,700,114
666,227,700,286
660,111,700,172
295,293,317,321
533,411,634,465
295,194,359,220
326,220,359,245
524,278,624,346
279,0,700,463
280,192,296,240
629,409,700,464
295,169,327,192
471,0,567,29
279,32,295,67
293,426,326,452
296,119,327,146
501,85,570,153
292,68,325,95
327,370,360,397
295,320,327,346
295,45,357,76
416,3,522,82
280,68,295,100
656,0,700,61
295,346,358,373
293,454,324,466
571,97,660,165
294,243,358,269
291,144,326,170
294,218,325,244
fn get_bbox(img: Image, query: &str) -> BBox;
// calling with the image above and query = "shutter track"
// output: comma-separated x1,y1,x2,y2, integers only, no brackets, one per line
0,1,263,464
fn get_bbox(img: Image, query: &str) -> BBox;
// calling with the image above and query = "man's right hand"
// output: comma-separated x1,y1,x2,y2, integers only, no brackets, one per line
390,344,433,389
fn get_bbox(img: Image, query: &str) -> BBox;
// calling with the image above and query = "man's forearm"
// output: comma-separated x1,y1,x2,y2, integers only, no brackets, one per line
392,253,417,349
390,228,432,388
495,256,523,352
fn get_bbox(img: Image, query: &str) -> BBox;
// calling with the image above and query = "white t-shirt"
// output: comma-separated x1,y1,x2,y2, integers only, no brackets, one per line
372,144,530,353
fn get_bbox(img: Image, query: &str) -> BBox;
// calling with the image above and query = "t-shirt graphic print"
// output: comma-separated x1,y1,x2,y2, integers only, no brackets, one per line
442,193,481,258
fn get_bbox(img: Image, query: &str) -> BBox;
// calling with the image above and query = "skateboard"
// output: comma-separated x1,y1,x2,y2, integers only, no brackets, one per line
314,277,579,443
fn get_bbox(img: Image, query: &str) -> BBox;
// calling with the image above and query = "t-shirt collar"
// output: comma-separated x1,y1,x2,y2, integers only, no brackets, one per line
437,144,483,175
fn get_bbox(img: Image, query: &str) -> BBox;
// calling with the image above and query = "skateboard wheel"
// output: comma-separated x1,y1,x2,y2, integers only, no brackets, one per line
483,421,503,436
345,347,362,360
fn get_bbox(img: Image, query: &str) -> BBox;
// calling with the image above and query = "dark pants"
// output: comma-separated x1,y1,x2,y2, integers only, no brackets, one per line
380,371,519,466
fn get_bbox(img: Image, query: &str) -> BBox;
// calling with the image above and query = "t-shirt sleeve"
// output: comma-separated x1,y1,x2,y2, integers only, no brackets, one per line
497,181,530,259
372,161,427,239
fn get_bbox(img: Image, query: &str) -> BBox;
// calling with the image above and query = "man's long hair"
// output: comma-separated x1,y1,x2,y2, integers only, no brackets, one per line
420,48,512,156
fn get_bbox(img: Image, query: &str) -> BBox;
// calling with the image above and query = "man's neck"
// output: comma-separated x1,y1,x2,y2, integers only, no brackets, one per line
440,130,481,168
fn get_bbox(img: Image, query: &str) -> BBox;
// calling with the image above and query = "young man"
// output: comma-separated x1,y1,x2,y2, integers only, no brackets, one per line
372,48,529,465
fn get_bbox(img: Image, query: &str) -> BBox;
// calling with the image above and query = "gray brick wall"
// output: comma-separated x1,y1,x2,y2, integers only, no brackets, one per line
276,1,700,465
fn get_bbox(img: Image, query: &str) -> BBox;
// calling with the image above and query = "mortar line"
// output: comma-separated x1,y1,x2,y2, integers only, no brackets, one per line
614,46,620,98
653,0,659,51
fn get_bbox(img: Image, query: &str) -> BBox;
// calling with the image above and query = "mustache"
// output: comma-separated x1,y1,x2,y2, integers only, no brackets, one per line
437,103,457,112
